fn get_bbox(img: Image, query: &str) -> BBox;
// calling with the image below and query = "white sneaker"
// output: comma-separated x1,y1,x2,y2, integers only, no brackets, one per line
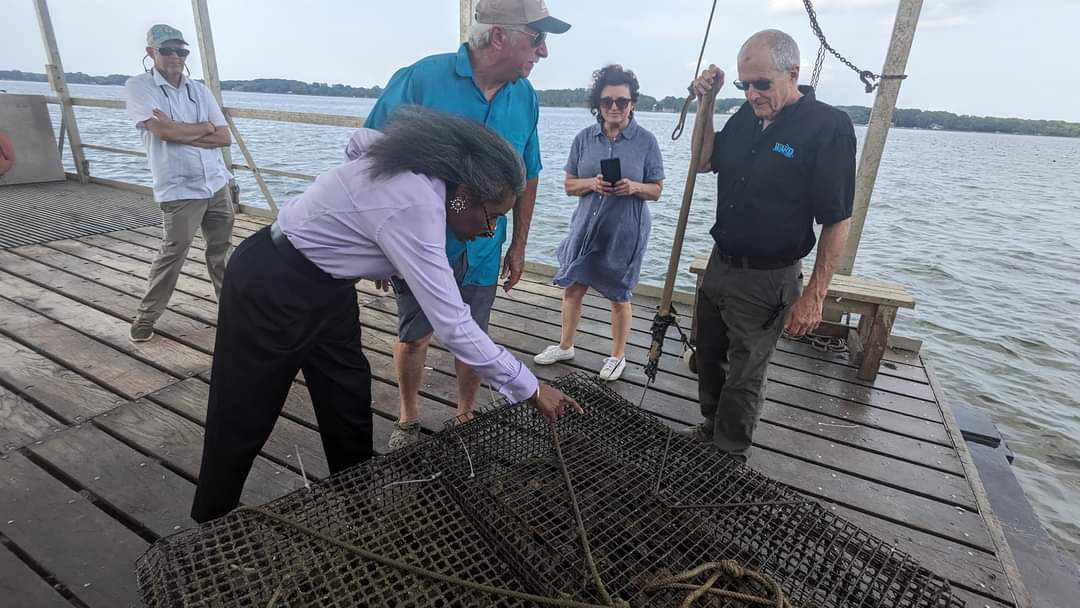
598,357,626,382
534,345,575,365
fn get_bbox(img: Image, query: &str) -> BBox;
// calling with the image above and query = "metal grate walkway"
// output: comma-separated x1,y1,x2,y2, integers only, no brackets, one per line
0,180,161,249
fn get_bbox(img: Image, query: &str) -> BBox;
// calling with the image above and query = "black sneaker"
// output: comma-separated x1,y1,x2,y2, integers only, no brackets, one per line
129,320,155,343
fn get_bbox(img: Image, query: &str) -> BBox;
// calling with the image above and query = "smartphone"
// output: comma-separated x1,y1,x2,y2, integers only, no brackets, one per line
600,158,621,184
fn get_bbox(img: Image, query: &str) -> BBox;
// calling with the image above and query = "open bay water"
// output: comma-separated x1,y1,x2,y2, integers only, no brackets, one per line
3,80,1078,565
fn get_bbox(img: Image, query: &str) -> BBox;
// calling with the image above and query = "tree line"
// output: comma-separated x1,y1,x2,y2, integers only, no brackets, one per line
3,70,1078,137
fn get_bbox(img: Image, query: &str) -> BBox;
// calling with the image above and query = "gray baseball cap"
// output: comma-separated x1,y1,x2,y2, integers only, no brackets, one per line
475,0,571,34
146,24,188,47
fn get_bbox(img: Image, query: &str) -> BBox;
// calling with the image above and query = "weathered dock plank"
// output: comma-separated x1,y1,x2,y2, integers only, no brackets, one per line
0,451,148,608
0,198,1025,608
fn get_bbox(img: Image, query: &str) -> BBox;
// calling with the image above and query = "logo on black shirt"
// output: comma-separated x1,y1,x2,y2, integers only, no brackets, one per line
772,142,795,158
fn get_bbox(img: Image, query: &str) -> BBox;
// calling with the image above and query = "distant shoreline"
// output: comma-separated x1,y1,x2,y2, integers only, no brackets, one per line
3,69,1077,138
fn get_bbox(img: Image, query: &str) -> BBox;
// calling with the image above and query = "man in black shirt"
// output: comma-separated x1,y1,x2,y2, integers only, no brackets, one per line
684,29,856,461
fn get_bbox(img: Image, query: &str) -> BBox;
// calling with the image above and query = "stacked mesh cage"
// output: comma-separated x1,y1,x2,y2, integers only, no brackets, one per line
136,373,965,607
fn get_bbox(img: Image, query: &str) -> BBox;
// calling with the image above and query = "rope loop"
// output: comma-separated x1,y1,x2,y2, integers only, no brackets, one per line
644,560,792,608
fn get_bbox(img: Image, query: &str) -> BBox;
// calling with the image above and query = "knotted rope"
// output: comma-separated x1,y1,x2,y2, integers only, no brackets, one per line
645,560,793,608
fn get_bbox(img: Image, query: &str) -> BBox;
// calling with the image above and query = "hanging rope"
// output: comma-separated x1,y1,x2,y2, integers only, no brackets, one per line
671,0,718,140
803,0,907,92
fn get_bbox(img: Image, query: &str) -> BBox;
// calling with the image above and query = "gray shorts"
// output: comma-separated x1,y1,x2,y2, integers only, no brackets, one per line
392,254,497,343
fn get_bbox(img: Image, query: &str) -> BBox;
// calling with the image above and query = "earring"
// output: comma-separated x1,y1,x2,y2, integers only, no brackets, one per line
449,196,467,213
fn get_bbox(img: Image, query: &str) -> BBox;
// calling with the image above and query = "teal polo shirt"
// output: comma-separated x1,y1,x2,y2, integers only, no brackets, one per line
364,44,542,286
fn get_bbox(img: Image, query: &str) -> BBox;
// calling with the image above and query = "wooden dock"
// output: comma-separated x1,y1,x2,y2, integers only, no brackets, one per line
0,181,1024,607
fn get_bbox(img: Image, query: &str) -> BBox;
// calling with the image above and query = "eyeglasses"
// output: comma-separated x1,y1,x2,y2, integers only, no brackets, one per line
479,206,496,238
733,79,772,92
503,27,547,48
156,47,191,58
600,97,633,110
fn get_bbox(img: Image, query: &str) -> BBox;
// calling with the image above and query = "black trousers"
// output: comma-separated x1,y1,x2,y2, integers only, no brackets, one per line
191,227,373,523
695,246,801,461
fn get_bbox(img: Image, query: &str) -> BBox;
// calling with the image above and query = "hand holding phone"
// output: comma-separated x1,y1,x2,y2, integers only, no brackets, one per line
600,157,622,184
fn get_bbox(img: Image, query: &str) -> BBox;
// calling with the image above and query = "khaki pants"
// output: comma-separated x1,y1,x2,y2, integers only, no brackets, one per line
695,246,802,460
135,186,234,324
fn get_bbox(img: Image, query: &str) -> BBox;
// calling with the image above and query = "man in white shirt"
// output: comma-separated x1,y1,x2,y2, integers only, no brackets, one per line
124,24,234,342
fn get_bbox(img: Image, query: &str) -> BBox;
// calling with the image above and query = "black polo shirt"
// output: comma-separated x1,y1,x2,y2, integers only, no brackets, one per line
710,86,856,260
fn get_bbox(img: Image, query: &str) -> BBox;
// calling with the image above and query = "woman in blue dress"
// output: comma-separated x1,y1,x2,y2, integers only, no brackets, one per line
534,65,664,381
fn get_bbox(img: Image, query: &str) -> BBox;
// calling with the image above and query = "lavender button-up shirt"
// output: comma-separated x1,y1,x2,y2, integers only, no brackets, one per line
276,129,538,404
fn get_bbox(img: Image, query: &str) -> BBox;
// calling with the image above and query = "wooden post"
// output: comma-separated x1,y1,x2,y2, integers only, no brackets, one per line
657,100,710,319
190,0,276,211
836,0,923,275
32,0,89,183
190,1,233,174
644,96,713,369
460,0,474,44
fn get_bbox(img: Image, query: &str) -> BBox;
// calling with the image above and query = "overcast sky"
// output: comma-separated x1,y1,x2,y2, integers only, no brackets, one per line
5,0,1077,122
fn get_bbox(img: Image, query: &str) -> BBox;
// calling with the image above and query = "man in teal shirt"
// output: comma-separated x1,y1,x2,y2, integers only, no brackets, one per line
365,0,570,449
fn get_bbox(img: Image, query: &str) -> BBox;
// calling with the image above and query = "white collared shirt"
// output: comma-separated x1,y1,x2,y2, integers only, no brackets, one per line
125,70,232,203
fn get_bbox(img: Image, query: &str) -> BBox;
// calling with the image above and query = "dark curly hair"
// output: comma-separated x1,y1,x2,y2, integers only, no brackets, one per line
366,106,525,206
587,64,640,124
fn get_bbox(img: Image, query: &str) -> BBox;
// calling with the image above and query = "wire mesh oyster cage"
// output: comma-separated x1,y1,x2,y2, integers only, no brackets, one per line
136,372,965,607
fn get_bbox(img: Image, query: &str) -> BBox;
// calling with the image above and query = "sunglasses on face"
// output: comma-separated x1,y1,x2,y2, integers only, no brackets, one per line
504,27,546,48
478,206,496,238
733,79,772,92
600,97,632,110
156,47,190,58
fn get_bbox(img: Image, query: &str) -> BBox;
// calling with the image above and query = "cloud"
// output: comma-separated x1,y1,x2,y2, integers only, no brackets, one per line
609,11,717,41
918,0,992,30
918,15,971,30
773,0,990,31
768,0,894,14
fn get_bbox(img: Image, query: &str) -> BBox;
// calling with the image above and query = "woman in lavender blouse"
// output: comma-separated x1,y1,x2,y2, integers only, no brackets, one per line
191,108,581,523
534,66,665,382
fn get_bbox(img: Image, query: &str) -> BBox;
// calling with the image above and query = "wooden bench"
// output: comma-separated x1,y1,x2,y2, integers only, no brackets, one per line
688,254,916,381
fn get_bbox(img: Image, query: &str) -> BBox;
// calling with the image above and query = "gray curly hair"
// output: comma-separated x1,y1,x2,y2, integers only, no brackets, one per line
365,106,525,206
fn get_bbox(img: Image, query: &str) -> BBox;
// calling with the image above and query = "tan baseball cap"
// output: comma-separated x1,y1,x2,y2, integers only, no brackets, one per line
475,0,571,34
147,24,188,47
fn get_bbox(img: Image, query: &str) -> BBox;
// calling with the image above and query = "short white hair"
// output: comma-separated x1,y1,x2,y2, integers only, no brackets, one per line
468,22,496,48
468,22,532,49
741,29,800,72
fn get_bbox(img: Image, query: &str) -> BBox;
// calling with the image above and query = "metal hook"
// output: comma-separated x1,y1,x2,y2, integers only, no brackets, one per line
859,70,877,93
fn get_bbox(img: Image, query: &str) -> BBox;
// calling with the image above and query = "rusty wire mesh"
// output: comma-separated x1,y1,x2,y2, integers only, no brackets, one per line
137,372,965,607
